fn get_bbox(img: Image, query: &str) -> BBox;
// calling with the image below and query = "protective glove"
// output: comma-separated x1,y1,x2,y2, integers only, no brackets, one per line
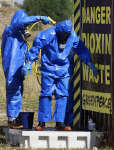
40,16,51,24
21,63,31,77
87,62,97,76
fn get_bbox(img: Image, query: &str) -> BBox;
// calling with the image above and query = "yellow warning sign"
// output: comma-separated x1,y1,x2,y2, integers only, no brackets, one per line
82,90,112,114
81,0,112,114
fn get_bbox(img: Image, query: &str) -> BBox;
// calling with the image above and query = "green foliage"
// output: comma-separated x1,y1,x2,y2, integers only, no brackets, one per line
22,0,73,22
14,2,22,8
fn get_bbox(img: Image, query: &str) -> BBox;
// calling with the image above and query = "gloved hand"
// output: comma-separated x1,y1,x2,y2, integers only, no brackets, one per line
87,62,97,76
21,63,31,77
40,16,51,24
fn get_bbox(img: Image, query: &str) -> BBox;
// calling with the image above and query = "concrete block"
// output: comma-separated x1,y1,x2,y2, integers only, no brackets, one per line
3,127,102,149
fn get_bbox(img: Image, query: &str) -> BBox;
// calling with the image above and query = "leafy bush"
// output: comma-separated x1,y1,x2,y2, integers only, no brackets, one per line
22,0,73,23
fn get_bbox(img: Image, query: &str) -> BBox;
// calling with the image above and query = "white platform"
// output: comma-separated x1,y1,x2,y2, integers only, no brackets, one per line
3,127,102,149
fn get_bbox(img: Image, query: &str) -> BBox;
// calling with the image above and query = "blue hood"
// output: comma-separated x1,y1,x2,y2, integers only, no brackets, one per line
11,9,28,25
55,20,72,34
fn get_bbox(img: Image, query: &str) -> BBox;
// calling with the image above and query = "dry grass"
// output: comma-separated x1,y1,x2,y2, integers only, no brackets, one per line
0,6,18,39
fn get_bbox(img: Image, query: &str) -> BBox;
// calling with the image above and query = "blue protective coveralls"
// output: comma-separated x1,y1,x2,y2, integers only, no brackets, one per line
1,10,43,118
26,20,91,122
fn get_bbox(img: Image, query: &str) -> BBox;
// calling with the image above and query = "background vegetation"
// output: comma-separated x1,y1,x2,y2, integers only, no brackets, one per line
22,0,74,22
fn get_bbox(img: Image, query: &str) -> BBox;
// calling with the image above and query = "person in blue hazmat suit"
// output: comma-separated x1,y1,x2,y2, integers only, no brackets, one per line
22,20,97,131
1,9,52,129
